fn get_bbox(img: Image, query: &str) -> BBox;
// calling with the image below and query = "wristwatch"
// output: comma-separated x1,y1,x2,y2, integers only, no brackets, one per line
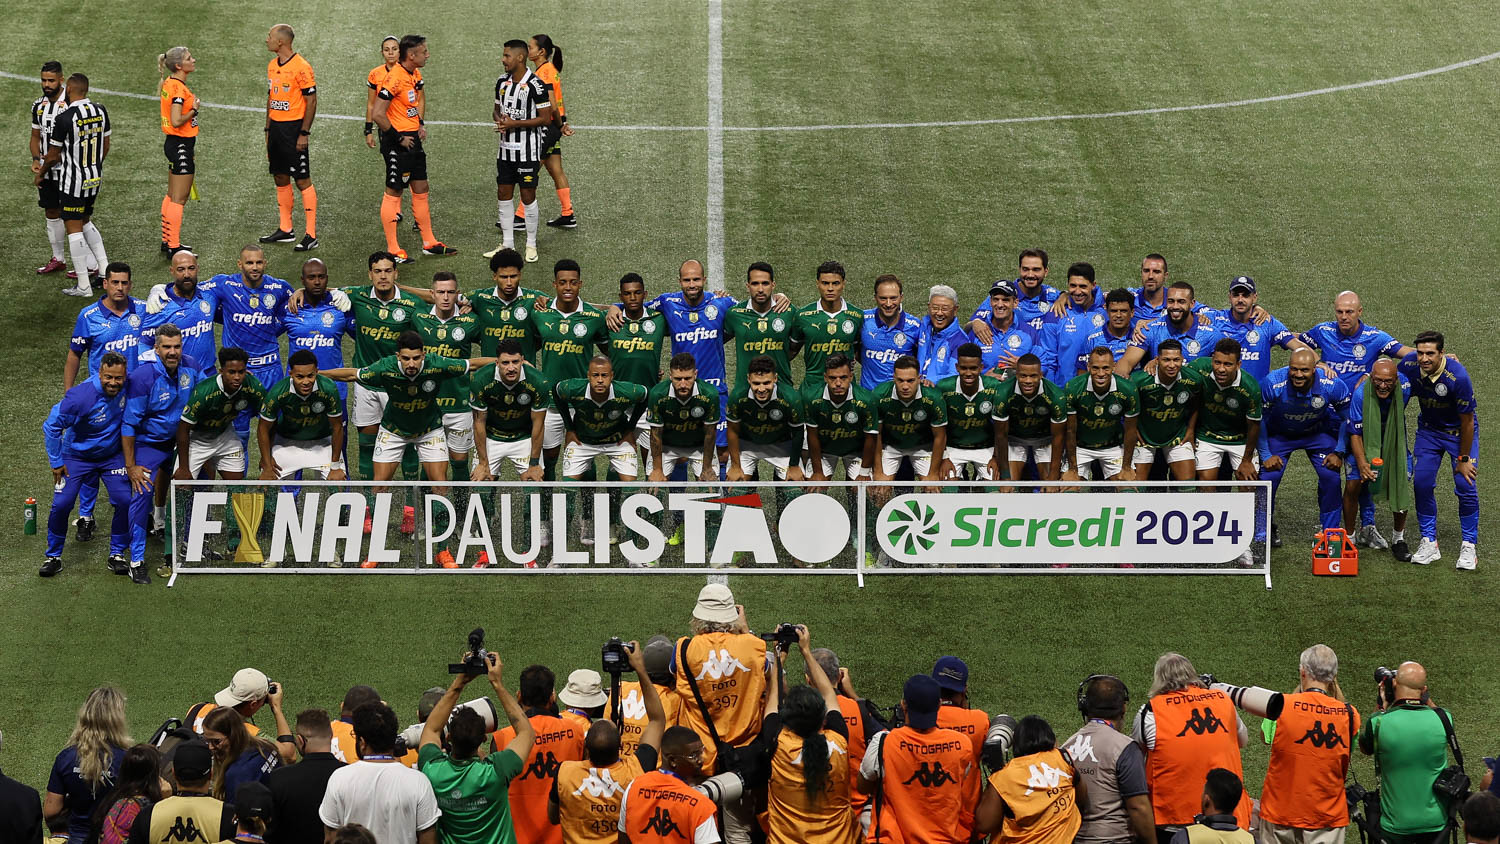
1458,456,1472,464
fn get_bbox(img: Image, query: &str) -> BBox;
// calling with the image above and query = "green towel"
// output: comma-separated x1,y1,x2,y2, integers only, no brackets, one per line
1362,381,1413,513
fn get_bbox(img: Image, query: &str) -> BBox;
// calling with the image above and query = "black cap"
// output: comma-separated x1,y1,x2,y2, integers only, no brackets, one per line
988,279,1018,298
172,741,213,781
1229,275,1256,294
234,781,274,821
903,675,942,729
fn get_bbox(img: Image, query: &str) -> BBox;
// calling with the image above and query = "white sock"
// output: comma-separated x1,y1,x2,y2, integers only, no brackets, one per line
499,199,515,246
82,222,107,272
46,218,66,262
524,201,539,245
1392,528,1404,542
154,504,166,523
66,232,92,289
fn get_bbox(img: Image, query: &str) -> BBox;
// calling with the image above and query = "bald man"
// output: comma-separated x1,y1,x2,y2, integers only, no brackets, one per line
1342,359,1413,560
261,24,319,251
1259,348,1351,543
1358,662,1458,844
1299,292,1415,548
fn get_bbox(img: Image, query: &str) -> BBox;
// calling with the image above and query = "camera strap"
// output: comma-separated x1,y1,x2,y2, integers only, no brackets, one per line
1433,707,1464,769
679,637,730,753
872,731,887,844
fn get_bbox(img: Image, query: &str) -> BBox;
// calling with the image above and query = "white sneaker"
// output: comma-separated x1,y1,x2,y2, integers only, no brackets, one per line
1357,524,1390,550
579,520,594,546
482,243,505,259
1410,537,1441,565
1456,541,1477,571
1236,549,1256,568
524,245,539,263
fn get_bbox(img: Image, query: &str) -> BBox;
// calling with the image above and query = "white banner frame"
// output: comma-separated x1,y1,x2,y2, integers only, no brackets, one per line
169,479,1274,589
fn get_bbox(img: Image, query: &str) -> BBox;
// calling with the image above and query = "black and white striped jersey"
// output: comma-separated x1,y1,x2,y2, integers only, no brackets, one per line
50,98,110,197
31,93,69,181
494,69,550,162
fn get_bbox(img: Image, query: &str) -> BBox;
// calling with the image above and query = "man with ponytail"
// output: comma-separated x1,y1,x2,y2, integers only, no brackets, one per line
765,625,856,844
158,47,198,255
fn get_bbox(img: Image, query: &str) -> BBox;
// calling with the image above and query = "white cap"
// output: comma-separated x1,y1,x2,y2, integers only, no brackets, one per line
558,669,608,709
692,583,738,624
215,668,270,707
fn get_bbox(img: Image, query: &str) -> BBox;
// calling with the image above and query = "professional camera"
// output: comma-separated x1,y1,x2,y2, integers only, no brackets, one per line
1375,666,1397,708
982,714,1018,771
1198,673,1217,688
759,623,800,653
695,770,745,805
602,637,634,676
395,697,499,756
448,628,490,676
1211,682,1285,720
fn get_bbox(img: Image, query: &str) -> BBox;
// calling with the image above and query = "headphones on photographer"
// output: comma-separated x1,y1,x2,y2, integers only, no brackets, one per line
1077,674,1130,718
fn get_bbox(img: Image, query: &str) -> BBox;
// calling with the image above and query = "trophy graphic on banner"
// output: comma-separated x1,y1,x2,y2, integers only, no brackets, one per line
231,491,267,563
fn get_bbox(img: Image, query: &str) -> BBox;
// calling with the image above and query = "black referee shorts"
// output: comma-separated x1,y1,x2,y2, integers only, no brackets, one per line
37,177,61,210
380,130,427,189
266,120,311,179
163,136,195,175
496,158,540,187
539,121,562,158
59,193,96,221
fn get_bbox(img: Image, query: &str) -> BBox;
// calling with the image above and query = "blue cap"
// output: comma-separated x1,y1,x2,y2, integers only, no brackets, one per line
1229,275,1256,294
903,675,942,729
932,656,969,693
989,279,1018,298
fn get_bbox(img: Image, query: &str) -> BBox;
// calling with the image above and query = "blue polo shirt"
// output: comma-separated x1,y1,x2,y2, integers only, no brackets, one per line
860,309,921,390
140,286,217,375
1131,318,1225,365
1210,310,1297,381
1298,321,1404,389
1257,366,1350,458
916,316,969,382
70,297,147,377
44,376,126,466
1398,355,1477,435
123,355,203,444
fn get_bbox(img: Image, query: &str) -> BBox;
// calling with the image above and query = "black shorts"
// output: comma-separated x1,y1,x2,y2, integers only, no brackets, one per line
164,136,196,175
539,121,562,157
380,130,427,189
59,193,96,221
496,158,540,187
37,177,61,210
266,120,311,179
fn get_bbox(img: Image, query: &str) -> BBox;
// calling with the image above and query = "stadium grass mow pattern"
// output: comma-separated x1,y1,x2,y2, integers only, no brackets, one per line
1,0,1496,810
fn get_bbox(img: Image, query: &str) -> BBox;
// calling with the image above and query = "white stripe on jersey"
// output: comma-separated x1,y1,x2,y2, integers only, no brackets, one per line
50,98,110,197
493,69,550,162
32,93,69,180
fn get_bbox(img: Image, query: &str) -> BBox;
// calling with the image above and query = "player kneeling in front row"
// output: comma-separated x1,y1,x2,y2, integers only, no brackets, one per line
470,339,548,484
803,353,876,482
872,355,946,488
176,348,267,484
1130,339,1202,483
554,355,648,546
993,353,1067,486
727,355,806,483
937,343,1003,481
1191,338,1263,566
1063,347,1140,482
647,353,721,484
257,350,346,481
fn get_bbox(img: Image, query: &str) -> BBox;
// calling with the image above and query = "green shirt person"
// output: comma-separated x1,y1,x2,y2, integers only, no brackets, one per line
470,339,550,483
994,354,1068,482
1062,347,1141,481
174,349,267,482
935,343,1004,481
726,356,805,483
469,249,549,358
256,351,346,481
872,355,947,482
802,353,877,481
552,356,649,481
418,649,536,844
1357,662,1456,842
1130,339,1203,482
723,262,795,391
646,353,721,483
790,262,863,385
1190,339,1263,483
607,273,668,389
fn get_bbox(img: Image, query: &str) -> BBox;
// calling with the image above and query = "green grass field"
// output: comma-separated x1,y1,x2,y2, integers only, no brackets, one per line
2,0,1497,809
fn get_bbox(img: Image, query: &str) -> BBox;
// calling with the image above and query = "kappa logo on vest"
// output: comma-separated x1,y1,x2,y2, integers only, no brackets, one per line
620,688,648,721
1174,707,1229,736
694,648,751,681
792,742,846,765
640,806,683,837
571,767,626,799
161,817,210,843
1024,762,1072,795
1294,720,1347,749
1067,733,1098,763
902,761,958,788
521,750,563,781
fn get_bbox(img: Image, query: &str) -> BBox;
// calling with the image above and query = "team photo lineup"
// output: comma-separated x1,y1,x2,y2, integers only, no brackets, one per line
4,4,1498,844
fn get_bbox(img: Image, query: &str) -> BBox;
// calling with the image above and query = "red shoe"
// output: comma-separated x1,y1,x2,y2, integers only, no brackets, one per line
400,506,415,535
523,560,539,569
360,559,379,569
435,549,458,569
393,250,414,265
363,513,373,535
473,551,490,569
37,258,65,274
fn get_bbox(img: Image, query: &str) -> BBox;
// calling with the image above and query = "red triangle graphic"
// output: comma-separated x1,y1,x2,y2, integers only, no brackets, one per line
703,493,763,508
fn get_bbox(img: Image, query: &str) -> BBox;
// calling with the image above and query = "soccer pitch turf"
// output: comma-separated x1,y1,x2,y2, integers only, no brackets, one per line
0,0,1497,798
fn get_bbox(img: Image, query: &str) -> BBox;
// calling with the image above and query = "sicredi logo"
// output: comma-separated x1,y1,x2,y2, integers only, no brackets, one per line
876,493,1254,565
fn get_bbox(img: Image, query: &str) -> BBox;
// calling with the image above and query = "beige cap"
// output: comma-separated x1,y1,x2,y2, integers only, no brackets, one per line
215,668,270,707
558,669,608,709
692,583,738,623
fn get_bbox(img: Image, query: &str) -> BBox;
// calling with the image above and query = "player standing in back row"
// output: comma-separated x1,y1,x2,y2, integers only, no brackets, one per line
40,74,111,298
372,34,456,263
258,25,319,252
486,39,553,265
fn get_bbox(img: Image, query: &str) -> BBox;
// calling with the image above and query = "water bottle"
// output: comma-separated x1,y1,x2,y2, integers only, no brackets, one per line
24,497,37,535
1370,457,1384,485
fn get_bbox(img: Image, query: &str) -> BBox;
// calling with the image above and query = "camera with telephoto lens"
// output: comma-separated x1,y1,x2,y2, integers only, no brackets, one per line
601,637,634,676
1375,666,1397,708
759,623,800,653
1198,673,1217,688
448,628,490,676
695,770,745,805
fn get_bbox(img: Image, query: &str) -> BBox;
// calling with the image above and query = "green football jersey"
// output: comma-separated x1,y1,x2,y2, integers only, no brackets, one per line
727,382,804,446
529,302,608,384
468,285,547,358
801,382,878,457
355,354,470,438
724,303,794,390
791,300,863,381
346,285,421,368
646,379,721,449
1189,358,1263,445
258,375,342,441
409,310,479,412
553,379,648,445
1131,367,1204,448
1064,374,1141,450
608,311,668,388
936,375,1004,450
994,378,1068,441
469,364,551,443
181,373,267,436
873,383,947,450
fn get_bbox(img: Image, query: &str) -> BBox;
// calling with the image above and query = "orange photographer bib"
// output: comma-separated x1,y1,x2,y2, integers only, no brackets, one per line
868,726,971,844
674,633,768,774
989,748,1083,844
492,712,585,844
1260,691,1360,829
1146,689,1251,828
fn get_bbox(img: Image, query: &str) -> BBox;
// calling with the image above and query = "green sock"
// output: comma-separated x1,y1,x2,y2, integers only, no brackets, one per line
357,432,375,480
450,458,470,482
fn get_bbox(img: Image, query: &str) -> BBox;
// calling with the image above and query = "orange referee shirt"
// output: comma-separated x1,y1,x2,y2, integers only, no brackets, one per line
378,64,424,132
160,78,198,137
535,62,564,119
267,53,315,123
